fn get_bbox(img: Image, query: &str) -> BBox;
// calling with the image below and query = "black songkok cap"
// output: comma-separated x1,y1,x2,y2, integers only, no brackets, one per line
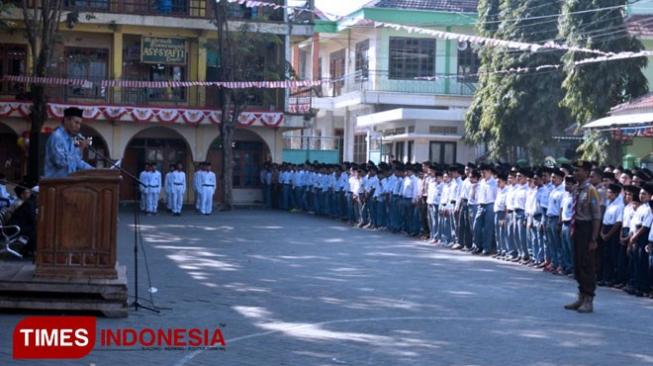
64,107,84,118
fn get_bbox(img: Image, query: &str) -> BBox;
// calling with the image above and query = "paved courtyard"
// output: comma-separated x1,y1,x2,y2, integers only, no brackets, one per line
2,208,653,365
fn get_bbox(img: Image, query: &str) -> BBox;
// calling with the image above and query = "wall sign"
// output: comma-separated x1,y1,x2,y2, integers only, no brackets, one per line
141,37,187,65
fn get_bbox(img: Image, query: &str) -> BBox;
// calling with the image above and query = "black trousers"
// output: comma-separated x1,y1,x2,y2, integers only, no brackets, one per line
573,220,597,297
630,228,651,292
616,228,630,284
599,225,619,283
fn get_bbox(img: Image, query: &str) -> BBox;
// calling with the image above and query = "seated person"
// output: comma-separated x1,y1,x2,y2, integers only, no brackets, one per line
8,184,37,257
0,174,12,209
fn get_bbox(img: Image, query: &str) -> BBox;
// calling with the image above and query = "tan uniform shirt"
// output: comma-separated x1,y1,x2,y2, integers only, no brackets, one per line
574,180,602,222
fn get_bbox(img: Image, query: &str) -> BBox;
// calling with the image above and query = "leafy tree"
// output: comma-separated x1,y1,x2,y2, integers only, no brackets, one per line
467,0,569,162
20,0,64,182
560,0,648,163
464,0,500,147
212,0,286,209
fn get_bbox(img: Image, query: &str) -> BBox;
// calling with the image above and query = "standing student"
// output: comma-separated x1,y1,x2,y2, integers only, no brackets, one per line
164,166,175,212
147,163,162,215
199,162,217,215
171,163,187,216
599,184,624,286
493,173,508,258
560,176,576,275
193,164,204,212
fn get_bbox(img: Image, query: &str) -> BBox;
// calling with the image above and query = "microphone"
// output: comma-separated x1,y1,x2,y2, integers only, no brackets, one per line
74,133,93,146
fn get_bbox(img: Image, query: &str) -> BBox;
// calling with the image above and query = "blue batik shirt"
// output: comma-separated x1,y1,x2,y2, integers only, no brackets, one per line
44,126,93,178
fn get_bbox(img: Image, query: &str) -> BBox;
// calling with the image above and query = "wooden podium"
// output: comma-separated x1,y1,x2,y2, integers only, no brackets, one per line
35,169,121,279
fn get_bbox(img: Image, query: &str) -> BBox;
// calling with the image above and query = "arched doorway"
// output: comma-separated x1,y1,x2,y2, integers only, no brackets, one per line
0,122,23,182
79,124,110,168
121,127,193,201
207,128,271,203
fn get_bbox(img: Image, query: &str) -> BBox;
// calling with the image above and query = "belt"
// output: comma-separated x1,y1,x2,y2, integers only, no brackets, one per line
174,183,183,185
149,185,159,188
202,184,215,187
547,215,559,219
562,220,571,225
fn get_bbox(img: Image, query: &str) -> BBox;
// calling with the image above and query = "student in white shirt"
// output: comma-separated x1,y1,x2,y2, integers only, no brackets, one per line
170,162,186,216
138,163,151,212
493,173,508,257
474,164,498,255
599,183,624,286
425,167,441,243
544,169,565,271
626,184,653,295
560,175,576,275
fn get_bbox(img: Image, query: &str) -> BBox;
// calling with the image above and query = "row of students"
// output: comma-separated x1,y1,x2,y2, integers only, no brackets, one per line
261,161,653,305
139,162,217,216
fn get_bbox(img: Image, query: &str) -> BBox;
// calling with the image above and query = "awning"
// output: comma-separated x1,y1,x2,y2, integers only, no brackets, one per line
582,112,653,129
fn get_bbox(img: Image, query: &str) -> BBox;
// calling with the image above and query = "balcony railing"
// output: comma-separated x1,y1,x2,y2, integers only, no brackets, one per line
32,84,285,111
8,0,284,20
319,70,477,98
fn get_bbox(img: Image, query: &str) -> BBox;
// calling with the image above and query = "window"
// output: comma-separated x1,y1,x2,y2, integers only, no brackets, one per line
329,49,346,96
0,44,26,95
65,47,109,98
429,126,458,135
429,142,457,164
299,49,309,79
389,37,435,80
353,134,367,163
149,65,186,101
355,40,369,80
457,41,480,82
407,141,414,163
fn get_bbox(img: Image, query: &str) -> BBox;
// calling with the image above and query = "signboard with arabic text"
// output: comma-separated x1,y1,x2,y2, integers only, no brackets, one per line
141,37,187,65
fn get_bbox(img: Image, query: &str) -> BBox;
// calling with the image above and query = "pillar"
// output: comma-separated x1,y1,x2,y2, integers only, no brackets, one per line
112,29,123,104
343,107,354,162
197,34,208,107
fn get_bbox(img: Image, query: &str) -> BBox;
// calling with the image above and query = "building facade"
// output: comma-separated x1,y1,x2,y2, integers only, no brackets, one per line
291,0,481,165
0,1,313,204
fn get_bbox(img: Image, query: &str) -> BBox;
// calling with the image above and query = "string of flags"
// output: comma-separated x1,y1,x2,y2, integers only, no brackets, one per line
1,75,323,89
229,0,613,56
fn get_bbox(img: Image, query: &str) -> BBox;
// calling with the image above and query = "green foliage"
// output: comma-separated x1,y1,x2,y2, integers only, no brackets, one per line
466,0,568,161
464,0,500,146
560,0,648,125
560,1,648,163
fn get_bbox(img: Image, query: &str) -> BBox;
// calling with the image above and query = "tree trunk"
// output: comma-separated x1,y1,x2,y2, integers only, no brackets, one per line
220,117,234,210
27,84,46,183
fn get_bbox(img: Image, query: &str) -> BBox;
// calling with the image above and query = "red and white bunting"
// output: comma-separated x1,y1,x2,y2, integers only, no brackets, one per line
103,106,129,120
1,75,322,90
207,111,222,125
181,109,205,125
156,109,181,124
238,112,258,126
131,108,156,123
0,100,285,128
0,103,13,116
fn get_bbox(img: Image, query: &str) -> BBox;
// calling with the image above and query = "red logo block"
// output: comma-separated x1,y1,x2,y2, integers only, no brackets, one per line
13,316,97,359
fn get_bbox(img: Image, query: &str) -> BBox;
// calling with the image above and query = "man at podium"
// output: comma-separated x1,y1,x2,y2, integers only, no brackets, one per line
44,107,93,178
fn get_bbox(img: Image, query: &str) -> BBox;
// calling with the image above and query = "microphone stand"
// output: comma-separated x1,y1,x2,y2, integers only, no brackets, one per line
86,142,160,314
